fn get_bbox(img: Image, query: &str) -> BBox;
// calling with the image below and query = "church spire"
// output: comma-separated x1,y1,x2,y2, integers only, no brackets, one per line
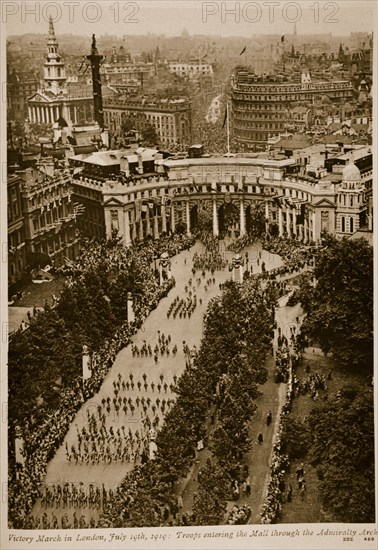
48,15,55,37
43,17,66,95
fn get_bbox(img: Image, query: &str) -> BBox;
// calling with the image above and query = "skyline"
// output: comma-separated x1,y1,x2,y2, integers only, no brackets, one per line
4,0,376,38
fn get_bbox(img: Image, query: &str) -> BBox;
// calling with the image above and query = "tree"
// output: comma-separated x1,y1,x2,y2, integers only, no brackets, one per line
300,236,373,370
280,417,311,459
141,124,158,146
307,386,375,522
192,459,230,525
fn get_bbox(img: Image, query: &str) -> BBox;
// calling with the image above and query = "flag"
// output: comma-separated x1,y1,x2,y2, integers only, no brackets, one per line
222,107,228,129
240,45,246,55
73,203,86,216
153,197,161,215
297,204,306,225
273,196,284,207
135,199,142,222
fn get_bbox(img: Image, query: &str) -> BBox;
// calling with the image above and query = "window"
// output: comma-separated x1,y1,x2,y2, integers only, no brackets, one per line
350,217,354,233
341,216,345,232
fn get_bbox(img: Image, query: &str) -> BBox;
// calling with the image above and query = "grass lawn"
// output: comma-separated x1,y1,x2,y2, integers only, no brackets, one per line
10,275,67,308
280,348,368,524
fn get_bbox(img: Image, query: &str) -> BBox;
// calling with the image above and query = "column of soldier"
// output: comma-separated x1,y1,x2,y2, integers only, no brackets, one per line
166,273,217,320
67,334,192,466
28,334,197,528
25,482,122,529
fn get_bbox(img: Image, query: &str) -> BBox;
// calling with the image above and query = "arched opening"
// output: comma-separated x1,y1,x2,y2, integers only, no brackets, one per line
219,202,239,237
246,202,265,237
190,204,198,231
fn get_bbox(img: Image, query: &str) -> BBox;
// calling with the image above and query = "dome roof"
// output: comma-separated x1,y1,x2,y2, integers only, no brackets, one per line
342,161,361,181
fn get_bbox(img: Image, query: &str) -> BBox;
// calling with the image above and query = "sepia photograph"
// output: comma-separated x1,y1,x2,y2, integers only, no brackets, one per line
0,1,377,548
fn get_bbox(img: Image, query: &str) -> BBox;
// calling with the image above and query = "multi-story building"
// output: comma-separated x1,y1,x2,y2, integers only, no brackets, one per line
231,68,354,150
7,70,39,122
68,147,163,239
8,173,27,287
27,17,94,127
103,97,192,148
100,61,155,87
100,154,370,247
168,61,214,79
16,159,80,267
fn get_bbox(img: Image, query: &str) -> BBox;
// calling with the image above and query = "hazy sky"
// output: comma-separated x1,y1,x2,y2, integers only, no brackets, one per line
4,0,376,37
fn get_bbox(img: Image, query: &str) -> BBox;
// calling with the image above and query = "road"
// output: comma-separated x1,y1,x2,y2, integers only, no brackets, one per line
31,239,287,526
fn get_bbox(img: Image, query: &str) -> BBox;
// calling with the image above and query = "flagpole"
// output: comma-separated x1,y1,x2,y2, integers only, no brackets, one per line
226,100,230,154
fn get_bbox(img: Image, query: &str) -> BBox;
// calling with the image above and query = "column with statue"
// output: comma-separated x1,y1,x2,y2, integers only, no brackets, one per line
127,292,135,322
82,344,92,386
159,252,172,286
229,253,245,283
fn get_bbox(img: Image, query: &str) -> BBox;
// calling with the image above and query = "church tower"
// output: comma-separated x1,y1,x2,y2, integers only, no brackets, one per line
43,16,66,95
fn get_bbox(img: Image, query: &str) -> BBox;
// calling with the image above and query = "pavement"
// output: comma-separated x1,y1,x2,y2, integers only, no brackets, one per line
7,307,43,334
30,239,291,525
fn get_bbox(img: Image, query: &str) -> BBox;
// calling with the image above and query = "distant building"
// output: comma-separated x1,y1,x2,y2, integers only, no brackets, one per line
168,61,213,79
103,97,192,148
231,68,354,150
7,70,39,122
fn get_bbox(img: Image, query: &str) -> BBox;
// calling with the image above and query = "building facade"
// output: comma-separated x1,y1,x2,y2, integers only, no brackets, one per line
231,69,354,149
8,173,27,286
168,61,214,79
101,156,369,247
103,97,192,148
7,71,39,123
16,159,80,267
